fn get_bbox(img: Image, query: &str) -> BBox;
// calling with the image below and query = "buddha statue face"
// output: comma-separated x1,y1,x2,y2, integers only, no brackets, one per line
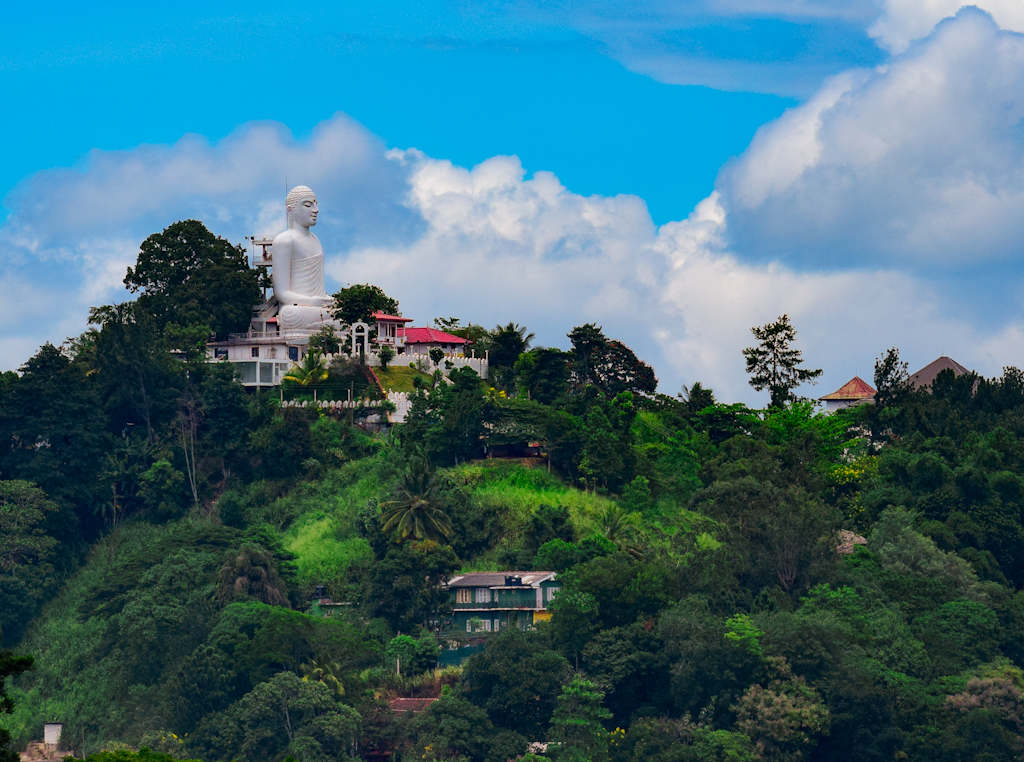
291,196,318,228
285,185,319,229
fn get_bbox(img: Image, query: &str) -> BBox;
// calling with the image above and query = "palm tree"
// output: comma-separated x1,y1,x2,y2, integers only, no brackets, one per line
598,504,641,545
283,348,329,387
300,659,345,697
216,544,290,607
380,461,453,543
489,322,535,368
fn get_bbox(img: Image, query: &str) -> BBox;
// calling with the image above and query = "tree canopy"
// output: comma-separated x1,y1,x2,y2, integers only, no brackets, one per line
124,219,262,341
743,314,822,407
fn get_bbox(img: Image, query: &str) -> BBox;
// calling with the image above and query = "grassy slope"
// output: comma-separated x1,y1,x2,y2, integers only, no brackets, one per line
374,365,431,393
449,460,615,571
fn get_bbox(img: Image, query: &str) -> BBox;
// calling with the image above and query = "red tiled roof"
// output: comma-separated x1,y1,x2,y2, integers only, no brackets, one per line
371,311,412,322
389,697,438,713
819,376,876,401
909,356,970,389
404,327,470,345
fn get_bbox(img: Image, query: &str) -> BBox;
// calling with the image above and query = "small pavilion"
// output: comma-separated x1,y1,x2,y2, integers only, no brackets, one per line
819,376,876,412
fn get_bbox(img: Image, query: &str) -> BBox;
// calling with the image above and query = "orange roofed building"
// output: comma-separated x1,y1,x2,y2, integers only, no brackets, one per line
819,376,877,412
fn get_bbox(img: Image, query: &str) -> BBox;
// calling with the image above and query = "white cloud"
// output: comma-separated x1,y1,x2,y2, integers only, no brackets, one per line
0,114,421,368
869,0,1024,53
3,83,1024,402
718,8,1024,270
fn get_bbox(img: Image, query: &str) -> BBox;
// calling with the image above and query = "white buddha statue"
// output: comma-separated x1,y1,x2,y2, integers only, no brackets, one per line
272,186,338,335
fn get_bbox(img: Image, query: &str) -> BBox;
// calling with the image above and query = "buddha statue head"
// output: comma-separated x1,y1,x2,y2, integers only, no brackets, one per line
285,185,318,229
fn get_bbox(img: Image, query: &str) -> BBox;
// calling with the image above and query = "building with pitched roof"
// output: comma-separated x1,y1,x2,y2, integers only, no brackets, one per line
443,572,561,633
403,327,473,356
818,376,877,412
909,356,970,389
371,311,413,351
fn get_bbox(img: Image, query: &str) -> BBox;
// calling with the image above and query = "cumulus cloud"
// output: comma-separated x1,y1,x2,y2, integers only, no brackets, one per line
4,74,1024,402
718,8,1024,271
0,114,421,365
870,0,1024,53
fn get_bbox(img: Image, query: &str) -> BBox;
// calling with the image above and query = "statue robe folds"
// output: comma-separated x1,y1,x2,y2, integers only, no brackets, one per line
276,249,334,333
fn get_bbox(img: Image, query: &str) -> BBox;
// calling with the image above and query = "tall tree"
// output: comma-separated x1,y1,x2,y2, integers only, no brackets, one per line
125,219,262,340
490,322,535,369
330,284,399,325
515,348,570,404
549,674,613,762
568,324,657,397
873,347,910,409
742,315,822,408
379,461,453,544
90,303,182,442
0,344,111,537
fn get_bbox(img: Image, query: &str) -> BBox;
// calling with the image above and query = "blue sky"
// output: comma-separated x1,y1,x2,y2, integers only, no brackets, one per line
5,1,1024,402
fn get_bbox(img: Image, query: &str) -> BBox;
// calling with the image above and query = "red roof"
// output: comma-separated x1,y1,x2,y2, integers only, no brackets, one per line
819,376,876,401
371,311,412,322
404,327,470,345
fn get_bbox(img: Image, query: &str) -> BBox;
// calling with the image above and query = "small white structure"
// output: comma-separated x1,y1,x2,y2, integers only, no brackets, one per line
372,311,412,351
819,376,876,412
43,725,61,748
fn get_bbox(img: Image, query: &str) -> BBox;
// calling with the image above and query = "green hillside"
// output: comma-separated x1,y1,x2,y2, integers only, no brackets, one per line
7,222,1024,761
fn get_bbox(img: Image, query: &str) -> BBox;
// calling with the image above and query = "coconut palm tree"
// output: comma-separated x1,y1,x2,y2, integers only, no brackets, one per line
300,659,345,697
216,544,290,607
380,461,453,543
598,504,641,545
283,348,329,387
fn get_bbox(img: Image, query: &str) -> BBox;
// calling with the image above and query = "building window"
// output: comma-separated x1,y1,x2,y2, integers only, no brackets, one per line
251,347,259,358
475,588,490,603
288,346,299,361
456,589,471,604
547,587,559,601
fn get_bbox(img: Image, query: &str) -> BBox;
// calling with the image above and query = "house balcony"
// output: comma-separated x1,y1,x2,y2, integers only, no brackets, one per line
451,601,544,611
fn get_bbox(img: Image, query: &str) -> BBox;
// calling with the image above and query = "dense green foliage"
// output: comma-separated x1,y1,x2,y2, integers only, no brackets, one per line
8,220,1024,761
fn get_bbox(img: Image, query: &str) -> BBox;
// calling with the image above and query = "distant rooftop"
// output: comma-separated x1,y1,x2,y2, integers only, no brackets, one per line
371,311,412,322
446,572,556,588
820,376,876,401
909,356,970,389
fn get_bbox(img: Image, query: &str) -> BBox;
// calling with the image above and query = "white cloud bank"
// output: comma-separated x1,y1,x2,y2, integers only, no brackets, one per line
4,7,1024,403
870,0,1024,52
719,8,1024,270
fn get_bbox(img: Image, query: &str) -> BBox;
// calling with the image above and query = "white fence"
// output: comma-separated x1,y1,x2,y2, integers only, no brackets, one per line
387,391,413,423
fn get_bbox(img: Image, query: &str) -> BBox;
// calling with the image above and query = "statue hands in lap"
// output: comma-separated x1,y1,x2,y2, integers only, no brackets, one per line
272,186,338,334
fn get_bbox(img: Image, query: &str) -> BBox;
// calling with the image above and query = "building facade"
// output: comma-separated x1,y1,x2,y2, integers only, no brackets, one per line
443,572,561,634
